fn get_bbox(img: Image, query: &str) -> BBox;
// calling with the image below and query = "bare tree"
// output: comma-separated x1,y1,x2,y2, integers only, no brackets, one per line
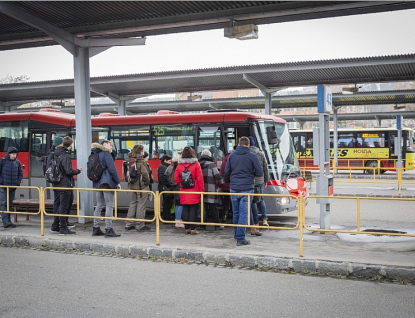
0,74,30,84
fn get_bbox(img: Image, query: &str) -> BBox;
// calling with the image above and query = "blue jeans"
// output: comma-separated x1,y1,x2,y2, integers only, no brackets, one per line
0,187,16,225
251,184,267,225
175,199,183,220
231,189,253,241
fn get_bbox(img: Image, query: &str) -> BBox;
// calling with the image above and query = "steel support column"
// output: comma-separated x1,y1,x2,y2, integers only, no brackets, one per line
264,91,272,115
333,106,339,173
74,46,93,222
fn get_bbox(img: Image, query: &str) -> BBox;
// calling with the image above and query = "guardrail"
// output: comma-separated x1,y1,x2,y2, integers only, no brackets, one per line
301,194,415,256
299,158,415,173
41,187,157,237
0,185,42,221
2,185,414,258
157,190,300,245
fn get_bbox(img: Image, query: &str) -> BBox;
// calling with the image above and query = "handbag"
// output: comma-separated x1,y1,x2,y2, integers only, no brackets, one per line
252,185,261,203
163,185,174,199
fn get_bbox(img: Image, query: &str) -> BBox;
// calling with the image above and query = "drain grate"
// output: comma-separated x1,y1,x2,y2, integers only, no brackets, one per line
362,229,407,234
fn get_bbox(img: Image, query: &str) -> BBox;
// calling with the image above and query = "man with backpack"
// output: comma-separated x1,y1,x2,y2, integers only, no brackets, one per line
124,144,151,231
90,140,121,237
0,146,23,228
47,136,82,235
47,136,75,233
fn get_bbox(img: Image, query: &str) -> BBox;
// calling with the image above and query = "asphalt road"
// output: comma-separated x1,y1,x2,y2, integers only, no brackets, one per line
1,247,414,318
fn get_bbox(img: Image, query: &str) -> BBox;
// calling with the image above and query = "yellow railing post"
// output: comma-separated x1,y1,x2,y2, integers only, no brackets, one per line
40,187,44,236
398,167,403,195
299,195,304,257
156,191,160,246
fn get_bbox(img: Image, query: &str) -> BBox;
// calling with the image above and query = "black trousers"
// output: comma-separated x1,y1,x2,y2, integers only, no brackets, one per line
52,190,74,229
51,190,73,228
182,204,198,230
204,202,220,224
162,194,174,221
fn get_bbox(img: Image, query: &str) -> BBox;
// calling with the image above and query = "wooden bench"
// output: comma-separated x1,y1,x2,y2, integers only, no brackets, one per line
12,199,77,222
302,170,313,188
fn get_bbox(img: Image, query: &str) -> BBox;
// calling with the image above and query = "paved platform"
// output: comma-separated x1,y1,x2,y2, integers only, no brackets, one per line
1,181,414,282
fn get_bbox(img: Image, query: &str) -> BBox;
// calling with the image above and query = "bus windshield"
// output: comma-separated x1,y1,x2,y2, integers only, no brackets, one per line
254,120,300,180
407,130,415,152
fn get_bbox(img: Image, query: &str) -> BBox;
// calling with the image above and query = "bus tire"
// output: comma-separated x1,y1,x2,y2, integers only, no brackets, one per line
364,160,384,174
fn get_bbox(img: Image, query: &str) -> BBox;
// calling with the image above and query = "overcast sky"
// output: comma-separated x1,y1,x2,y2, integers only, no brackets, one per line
1,9,414,82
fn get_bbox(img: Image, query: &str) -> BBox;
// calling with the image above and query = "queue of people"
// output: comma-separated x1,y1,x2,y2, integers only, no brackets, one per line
2,135,269,247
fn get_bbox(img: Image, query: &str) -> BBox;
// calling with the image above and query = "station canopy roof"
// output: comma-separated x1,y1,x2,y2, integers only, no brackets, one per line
0,53,415,110
2,1,415,51
1,1,415,115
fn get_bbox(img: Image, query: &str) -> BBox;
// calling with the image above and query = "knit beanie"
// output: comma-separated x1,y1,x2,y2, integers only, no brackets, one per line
53,136,64,147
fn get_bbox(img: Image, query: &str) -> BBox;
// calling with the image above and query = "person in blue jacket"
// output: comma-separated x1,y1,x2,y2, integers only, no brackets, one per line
225,136,263,246
0,146,23,228
91,140,121,237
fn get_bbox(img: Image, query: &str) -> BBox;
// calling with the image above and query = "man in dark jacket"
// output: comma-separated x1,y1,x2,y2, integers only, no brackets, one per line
157,154,173,221
225,136,263,246
0,146,23,228
48,136,82,235
91,140,121,237
48,136,75,233
248,135,270,232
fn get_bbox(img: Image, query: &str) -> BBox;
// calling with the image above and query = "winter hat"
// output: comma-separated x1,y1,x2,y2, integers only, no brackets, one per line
248,136,255,147
9,149,18,154
53,136,64,147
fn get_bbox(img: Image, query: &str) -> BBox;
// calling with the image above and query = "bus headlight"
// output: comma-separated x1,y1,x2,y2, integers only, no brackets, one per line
276,197,290,205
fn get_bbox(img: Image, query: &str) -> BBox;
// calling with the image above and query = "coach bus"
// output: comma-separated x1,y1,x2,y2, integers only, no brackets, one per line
0,108,307,214
290,127,415,173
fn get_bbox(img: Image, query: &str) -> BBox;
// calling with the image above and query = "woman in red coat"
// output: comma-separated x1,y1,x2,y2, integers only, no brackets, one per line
174,146,204,235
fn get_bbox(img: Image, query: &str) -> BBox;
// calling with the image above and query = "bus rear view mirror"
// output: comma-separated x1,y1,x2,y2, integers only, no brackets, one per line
266,126,278,144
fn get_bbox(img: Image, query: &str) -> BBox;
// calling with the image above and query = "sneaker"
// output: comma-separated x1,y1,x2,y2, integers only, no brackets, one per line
251,229,262,236
92,227,105,236
67,222,76,229
175,222,185,228
50,227,59,233
215,226,224,231
125,225,135,230
59,228,76,235
105,228,121,237
136,225,151,231
4,222,16,228
236,239,250,246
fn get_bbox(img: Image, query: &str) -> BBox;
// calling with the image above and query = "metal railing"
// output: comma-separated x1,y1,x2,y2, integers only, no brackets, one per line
1,185,414,258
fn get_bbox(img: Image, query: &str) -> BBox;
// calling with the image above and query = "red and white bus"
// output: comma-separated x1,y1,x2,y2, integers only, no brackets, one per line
0,108,307,214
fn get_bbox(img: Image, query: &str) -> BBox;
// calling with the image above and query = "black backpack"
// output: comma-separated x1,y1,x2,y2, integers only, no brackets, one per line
180,163,195,188
45,154,64,184
87,151,104,182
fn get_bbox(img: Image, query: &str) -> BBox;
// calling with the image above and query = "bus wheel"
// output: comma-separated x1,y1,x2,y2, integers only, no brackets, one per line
364,161,383,174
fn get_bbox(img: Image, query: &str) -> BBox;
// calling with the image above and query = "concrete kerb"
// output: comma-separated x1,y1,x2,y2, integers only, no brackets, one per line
1,234,414,282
